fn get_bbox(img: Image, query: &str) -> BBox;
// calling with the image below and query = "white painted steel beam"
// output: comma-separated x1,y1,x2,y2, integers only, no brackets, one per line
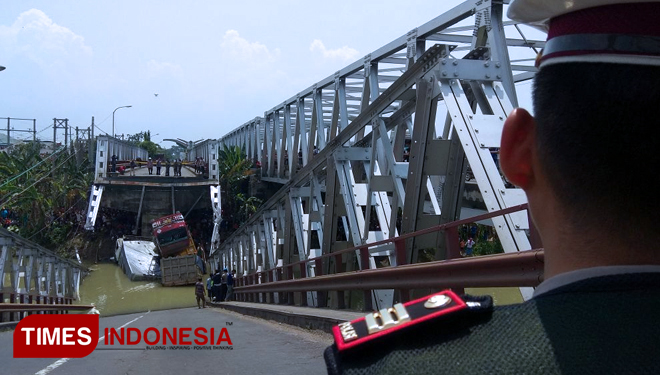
213,0,543,307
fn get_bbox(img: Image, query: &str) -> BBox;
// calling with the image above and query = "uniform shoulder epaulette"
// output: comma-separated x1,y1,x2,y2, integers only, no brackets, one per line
330,290,492,353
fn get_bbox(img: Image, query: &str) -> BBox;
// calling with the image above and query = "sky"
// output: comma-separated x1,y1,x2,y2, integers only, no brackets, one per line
0,1,542,146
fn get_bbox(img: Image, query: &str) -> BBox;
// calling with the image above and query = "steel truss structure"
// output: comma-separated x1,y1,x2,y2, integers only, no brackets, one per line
215,0,545,308
187,139,221,183
0,227,86,303
84,136,150,230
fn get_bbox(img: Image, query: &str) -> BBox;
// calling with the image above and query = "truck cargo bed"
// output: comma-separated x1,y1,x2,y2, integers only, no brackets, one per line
160,255,200,286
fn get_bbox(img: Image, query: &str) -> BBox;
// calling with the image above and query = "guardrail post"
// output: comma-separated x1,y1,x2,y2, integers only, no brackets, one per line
254,273,261,303
276,267,284,304
334,253,345,309
286,265,294,305
268,270,275,303
249,275,255,303
394,239,411,303
359,247,373,312
257,272,263,303
19,294,25,320
10,293,16,321
315,258,327,308
445,226,464,295
237,277,244,302
299,263,307,307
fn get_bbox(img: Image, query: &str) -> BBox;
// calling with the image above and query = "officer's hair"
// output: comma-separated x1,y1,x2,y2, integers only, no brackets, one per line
533,63,659,246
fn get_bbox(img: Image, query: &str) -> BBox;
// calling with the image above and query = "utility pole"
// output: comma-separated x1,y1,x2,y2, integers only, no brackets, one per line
89,116,95,164
0,117,36,148
53,118,69,151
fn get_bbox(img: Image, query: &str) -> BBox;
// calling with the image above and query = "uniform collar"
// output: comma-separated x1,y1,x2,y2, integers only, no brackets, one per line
533,265,660,298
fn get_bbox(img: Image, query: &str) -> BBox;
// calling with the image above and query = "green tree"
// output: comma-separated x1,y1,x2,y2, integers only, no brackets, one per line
218,145,258,231
0,141,92,253
138,140,163,158
235,193,261,224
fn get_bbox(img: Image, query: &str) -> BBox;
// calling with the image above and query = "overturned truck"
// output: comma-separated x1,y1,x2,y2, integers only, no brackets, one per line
151,212,202,286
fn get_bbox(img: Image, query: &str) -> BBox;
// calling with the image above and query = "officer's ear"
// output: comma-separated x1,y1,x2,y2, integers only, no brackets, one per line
500,108,536,190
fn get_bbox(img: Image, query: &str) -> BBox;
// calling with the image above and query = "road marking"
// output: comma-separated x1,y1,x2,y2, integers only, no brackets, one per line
34,313,147,375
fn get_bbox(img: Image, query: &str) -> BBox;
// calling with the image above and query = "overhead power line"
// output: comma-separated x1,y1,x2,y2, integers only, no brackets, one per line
0,146,66,190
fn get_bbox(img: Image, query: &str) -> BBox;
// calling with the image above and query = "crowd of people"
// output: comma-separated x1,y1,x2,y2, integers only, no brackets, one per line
205,268,236,303
110,156,189,177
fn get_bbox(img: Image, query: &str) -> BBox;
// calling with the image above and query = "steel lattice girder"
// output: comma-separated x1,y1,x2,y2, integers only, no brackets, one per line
93,136,149,182
0,227,86,300
214,0,543,306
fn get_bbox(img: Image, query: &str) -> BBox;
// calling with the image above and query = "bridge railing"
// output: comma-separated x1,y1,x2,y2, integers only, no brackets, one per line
0,292,94,323
0,227,88,322
232,204,543,311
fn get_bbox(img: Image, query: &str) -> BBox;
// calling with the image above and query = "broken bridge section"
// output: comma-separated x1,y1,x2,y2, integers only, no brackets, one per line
84,137,221,239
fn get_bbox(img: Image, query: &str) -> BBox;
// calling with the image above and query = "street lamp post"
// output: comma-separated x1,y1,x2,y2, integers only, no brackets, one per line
112,105,132,138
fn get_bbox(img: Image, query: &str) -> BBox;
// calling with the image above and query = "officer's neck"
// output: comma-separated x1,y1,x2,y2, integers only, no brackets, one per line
532,197,660,279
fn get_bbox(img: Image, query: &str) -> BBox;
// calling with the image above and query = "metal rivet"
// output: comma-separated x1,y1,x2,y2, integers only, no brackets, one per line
452,60,458,66
424,294,451,309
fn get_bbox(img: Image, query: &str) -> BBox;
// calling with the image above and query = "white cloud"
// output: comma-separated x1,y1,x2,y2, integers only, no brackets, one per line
0,9,92,68
146,60,183,79
220,29,280,64
309,39,359,61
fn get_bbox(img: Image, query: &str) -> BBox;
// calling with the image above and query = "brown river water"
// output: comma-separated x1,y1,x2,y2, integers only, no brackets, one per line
79,263,203,316
77,263,523,317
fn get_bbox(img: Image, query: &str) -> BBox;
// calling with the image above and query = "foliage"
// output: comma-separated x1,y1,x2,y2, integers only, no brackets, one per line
218,145,260,233
235,193,261,224
125,130,152,145
162,145,185,161
0,141,92,253
138,140,163,158
472,237,504,256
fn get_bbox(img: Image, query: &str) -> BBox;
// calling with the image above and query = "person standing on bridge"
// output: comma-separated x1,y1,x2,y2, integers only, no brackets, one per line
165,159,171,176
324,1,660,373
156,158,162,175
195,277,206,309
225,269,235,301
129,159,136,176
212,270,222,302
219,268,228,302
206,273,213,303
173,159,180,177
147,157,153,175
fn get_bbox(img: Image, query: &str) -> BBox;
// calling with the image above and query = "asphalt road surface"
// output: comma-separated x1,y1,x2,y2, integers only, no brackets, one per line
1,307,333,375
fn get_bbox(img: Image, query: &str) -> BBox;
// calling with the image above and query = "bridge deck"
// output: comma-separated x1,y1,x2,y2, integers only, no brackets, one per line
100,166,216,187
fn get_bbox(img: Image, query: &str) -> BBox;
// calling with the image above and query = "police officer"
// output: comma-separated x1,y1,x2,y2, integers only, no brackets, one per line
324,1,660,373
